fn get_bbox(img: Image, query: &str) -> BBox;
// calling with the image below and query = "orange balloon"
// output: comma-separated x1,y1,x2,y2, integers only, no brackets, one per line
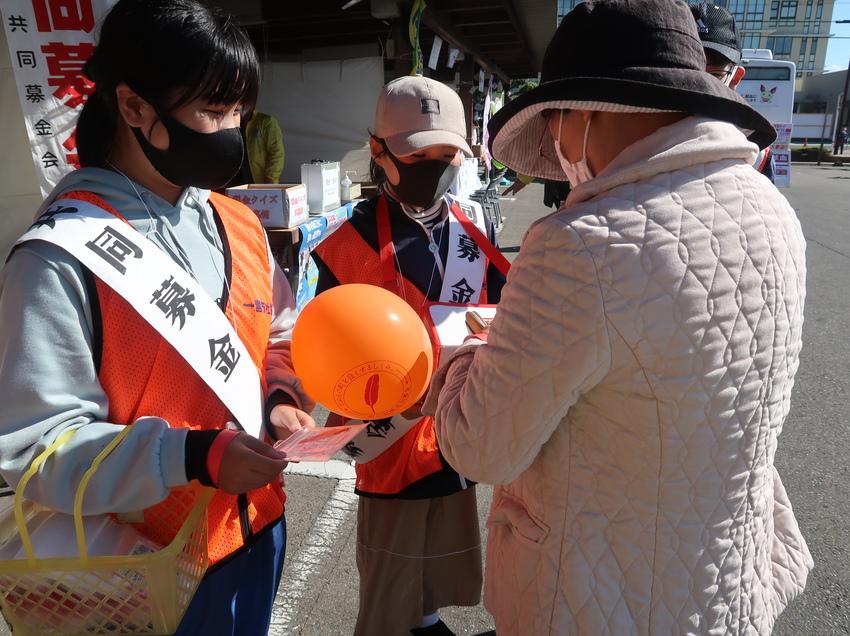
291,284,434,420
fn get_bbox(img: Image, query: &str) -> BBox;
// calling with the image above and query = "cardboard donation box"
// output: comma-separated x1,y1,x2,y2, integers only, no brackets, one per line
226,184,308,228
301,161,341,213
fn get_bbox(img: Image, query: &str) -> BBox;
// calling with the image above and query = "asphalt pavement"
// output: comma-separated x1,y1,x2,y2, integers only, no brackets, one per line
2,163,848,636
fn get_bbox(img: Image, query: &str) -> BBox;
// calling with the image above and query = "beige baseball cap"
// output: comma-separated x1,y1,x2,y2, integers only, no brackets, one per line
374,75,472,157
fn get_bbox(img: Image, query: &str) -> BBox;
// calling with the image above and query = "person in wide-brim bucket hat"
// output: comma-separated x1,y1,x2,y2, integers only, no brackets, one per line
488,0,777,181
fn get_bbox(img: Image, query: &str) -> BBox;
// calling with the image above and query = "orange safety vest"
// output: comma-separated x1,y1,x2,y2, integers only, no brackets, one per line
313,213,493,496
66,190,284,565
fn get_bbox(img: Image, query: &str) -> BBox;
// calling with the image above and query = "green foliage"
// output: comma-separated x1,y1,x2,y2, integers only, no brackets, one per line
509,78,538,97
471,77,538,105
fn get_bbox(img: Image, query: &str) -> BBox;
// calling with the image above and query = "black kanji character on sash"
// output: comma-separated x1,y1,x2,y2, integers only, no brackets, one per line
450,277,475,303
344,441,363,459
456,234,481,263
85,226,142,275
457,202,478,224
366,417,395,439
33,203,79,230
209,333,241,381
151,276,196,329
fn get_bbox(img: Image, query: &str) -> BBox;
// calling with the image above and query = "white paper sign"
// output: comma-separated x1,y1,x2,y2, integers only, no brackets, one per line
447,45,460,68
771,122,792,188
427,304,497,360
428,34,442,70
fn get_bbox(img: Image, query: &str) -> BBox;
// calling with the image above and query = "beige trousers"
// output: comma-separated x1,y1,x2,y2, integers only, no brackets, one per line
354,487,483,636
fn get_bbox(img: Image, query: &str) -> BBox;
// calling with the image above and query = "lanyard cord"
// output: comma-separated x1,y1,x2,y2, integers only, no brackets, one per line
376,193,511,300
377,194,401,296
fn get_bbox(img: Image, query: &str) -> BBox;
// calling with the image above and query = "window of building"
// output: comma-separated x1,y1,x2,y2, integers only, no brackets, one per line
810,38,818,55
769,0,779,25
804,21,810,34
779,0,797,25
816,0,823,19
557,0,567,22
814,22,820,34
805,0,813,18
557,0,577,23
808,60,814,69
742,32,761,49
729,0,746,24
746,0,765,28
766,36,793,55
807,71,813,76
800,38,807,57
797,71,803,77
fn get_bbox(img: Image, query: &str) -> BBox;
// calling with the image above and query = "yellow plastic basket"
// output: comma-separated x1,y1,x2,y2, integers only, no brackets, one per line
0,427,214,635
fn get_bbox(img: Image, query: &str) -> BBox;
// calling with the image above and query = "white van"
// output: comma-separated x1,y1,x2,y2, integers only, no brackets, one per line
735,49,795,186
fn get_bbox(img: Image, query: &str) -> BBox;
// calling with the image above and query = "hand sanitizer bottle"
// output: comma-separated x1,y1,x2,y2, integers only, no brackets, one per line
340,171,355,201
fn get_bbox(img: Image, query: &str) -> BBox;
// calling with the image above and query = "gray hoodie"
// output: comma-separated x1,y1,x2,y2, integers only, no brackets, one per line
0,167,311,514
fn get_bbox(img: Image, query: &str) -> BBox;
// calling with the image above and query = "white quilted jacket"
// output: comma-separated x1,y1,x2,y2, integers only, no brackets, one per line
424,117,812,635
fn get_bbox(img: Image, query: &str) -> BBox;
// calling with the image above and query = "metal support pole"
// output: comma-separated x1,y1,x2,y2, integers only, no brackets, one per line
835,21,850,146
817,108,829,165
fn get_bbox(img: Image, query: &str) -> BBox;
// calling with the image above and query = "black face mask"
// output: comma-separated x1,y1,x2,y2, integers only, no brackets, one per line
384,150,461,209
131,115,244,190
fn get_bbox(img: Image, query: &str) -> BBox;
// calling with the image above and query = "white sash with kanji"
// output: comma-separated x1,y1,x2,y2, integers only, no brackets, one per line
341,199,489,464
438,198,488,304
17,198,265,438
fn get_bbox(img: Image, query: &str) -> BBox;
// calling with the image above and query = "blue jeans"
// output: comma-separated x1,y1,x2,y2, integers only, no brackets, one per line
170,515,287,636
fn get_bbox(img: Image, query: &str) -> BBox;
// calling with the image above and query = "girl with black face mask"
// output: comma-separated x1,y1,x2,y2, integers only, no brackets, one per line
312,74,507,636
0,1,315,634
376,141,463,211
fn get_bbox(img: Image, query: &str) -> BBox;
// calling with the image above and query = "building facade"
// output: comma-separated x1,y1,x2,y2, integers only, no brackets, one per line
556,0,836,86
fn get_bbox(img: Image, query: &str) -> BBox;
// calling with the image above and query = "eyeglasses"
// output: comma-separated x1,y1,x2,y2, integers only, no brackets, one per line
537,109,561,166
707,68,734,81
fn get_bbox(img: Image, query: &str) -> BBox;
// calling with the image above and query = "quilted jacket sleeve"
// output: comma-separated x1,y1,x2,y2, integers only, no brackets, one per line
425,214,611,484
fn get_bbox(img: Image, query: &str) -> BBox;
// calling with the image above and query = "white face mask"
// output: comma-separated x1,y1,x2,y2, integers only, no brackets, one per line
554,110,595,185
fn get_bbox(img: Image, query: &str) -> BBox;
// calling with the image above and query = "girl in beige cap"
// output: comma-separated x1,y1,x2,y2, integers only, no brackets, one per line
313,74,507,636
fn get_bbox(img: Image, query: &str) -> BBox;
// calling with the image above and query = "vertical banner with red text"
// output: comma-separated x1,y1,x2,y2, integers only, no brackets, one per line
771,123,792,188
0,0,113,197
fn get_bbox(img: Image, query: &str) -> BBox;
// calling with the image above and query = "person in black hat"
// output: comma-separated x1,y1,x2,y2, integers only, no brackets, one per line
690,2,776,181
422,0,811,633
690,2,746,88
